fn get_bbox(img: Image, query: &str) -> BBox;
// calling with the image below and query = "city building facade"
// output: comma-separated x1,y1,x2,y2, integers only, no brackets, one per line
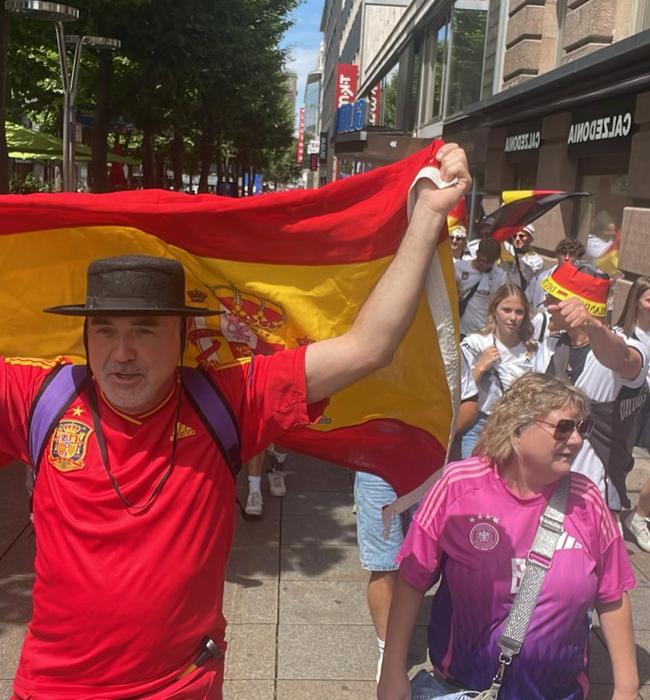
320,0,650,285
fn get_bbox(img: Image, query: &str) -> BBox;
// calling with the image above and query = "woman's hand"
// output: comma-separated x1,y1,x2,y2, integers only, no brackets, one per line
377,669,412,700
477,346,501,374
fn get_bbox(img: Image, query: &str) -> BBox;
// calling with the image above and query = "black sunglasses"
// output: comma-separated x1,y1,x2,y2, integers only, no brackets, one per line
535,417,593,440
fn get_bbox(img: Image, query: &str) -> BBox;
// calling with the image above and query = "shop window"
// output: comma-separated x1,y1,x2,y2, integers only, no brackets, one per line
379,62,400,128
640,0,650,29
429,18,451,122
574,160,632,268
445,0,489,117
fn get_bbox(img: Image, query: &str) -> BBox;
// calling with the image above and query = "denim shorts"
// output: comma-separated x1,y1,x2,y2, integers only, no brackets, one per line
410,670,478,699
354,471,408,571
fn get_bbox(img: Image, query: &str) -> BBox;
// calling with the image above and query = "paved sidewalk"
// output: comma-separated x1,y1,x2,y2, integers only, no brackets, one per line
1,452,650,699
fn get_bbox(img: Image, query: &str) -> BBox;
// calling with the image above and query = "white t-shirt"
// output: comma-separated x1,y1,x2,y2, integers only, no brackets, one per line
585,235,612,263
501,241,544,291
533,331,649,509
460,353,478,402
455,260,508,336
634,325,650,388
531,309,552,343
527,266,555,313
461,333,536,414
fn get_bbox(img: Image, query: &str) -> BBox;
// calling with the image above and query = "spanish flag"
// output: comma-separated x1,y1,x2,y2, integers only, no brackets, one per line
0,141,458,504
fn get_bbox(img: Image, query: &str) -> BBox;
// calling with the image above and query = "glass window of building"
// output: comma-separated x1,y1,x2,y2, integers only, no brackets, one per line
573,156,632,271
445,0,489,118
380,62,400,128
427,17,451,122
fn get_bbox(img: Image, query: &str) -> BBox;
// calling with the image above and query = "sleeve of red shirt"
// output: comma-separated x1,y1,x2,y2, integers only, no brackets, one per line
0,358,55,465
208,345,328,463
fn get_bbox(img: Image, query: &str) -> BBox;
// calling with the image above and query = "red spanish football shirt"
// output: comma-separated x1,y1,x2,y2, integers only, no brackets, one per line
0,347,322,699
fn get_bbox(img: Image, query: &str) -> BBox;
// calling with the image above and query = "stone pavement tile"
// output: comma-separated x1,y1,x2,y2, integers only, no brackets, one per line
588,684,614,699
628,461,650,492
642,686,650,699
589,632,613,684
630,549,650,582
232,515,280,547
279,581,368,625
222,679,274,699
282,491,354,519
223,580,278,625
630,588,650,631
0,462,30,557
278,580,433,628
226,544,279,583
284,458,353,493
0,624,26,680
277,624,378,680
635,630,650,686
224,624,276,680
0,531,34,653
282,515,357,548
277,680,377,699
281,546,366,582
0,680,15,696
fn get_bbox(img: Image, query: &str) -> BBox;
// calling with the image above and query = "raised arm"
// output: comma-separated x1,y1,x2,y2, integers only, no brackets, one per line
305,144,471,404
551,297,644,380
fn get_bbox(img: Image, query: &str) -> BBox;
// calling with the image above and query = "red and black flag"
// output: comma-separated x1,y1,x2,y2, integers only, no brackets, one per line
477,190,591,242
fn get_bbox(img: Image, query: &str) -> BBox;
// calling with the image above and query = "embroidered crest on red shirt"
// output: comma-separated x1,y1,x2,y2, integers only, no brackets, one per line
49,420,93,472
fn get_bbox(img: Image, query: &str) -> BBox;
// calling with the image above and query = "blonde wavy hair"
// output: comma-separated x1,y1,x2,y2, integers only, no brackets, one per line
474,373,590,465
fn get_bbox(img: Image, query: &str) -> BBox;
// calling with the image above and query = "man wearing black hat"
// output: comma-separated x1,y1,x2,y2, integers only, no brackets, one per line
0,144,470,699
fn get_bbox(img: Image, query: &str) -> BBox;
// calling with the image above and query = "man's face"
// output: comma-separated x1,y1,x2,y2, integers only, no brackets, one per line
556,253,575,267
473,254,494,273
87,315,182,414
512,229,531,251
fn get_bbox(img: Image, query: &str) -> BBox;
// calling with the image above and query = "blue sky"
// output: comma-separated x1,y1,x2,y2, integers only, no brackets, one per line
281,0,324,126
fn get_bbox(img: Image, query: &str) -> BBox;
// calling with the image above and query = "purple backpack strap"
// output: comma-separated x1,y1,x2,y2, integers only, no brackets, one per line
179,367,241,478
27,364,88,472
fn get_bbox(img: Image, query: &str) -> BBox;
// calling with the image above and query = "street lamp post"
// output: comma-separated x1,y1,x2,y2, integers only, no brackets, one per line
5,1,120,191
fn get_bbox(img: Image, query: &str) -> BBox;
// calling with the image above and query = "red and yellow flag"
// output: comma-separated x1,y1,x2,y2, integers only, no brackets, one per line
0,141,458,499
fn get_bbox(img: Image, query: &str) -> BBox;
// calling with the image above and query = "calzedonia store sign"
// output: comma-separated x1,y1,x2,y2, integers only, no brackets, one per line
567,95,636,156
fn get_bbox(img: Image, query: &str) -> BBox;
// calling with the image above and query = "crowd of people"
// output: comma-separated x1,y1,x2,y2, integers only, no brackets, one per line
1,143,647,700
373,216,649,700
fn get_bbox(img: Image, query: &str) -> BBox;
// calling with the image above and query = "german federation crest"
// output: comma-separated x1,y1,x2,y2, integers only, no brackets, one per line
49,420,93,472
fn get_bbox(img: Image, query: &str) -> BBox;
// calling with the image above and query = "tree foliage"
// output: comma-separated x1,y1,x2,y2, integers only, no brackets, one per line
0,0,300,193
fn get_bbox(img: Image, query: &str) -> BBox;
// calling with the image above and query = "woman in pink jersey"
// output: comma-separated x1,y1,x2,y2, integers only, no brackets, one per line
378,373,638,700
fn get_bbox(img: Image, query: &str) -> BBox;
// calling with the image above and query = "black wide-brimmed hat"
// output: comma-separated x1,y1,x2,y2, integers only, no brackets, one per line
44,255,221,317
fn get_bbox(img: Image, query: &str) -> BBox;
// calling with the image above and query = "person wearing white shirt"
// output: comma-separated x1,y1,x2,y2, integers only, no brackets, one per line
616,277,650,551
501,225,544,298
455,238,508,337
528,238,586,316
460,284,537,457
585,211,617,264
535,261,648,513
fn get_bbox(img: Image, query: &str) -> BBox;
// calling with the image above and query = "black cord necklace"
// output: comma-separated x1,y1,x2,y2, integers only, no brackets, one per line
86,376,182,516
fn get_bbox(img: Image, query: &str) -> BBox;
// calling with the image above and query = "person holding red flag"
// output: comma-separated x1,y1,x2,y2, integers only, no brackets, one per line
0,143,471,700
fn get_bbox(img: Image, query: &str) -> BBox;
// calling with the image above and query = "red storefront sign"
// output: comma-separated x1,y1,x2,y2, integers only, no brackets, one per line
296,107,305,165
334,64,358,110
367,82,382,126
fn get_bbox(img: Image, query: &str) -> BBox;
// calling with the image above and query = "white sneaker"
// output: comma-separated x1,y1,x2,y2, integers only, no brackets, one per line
267,469,287,497
625,511,650,552
245,490,263,517
376,649,384,684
